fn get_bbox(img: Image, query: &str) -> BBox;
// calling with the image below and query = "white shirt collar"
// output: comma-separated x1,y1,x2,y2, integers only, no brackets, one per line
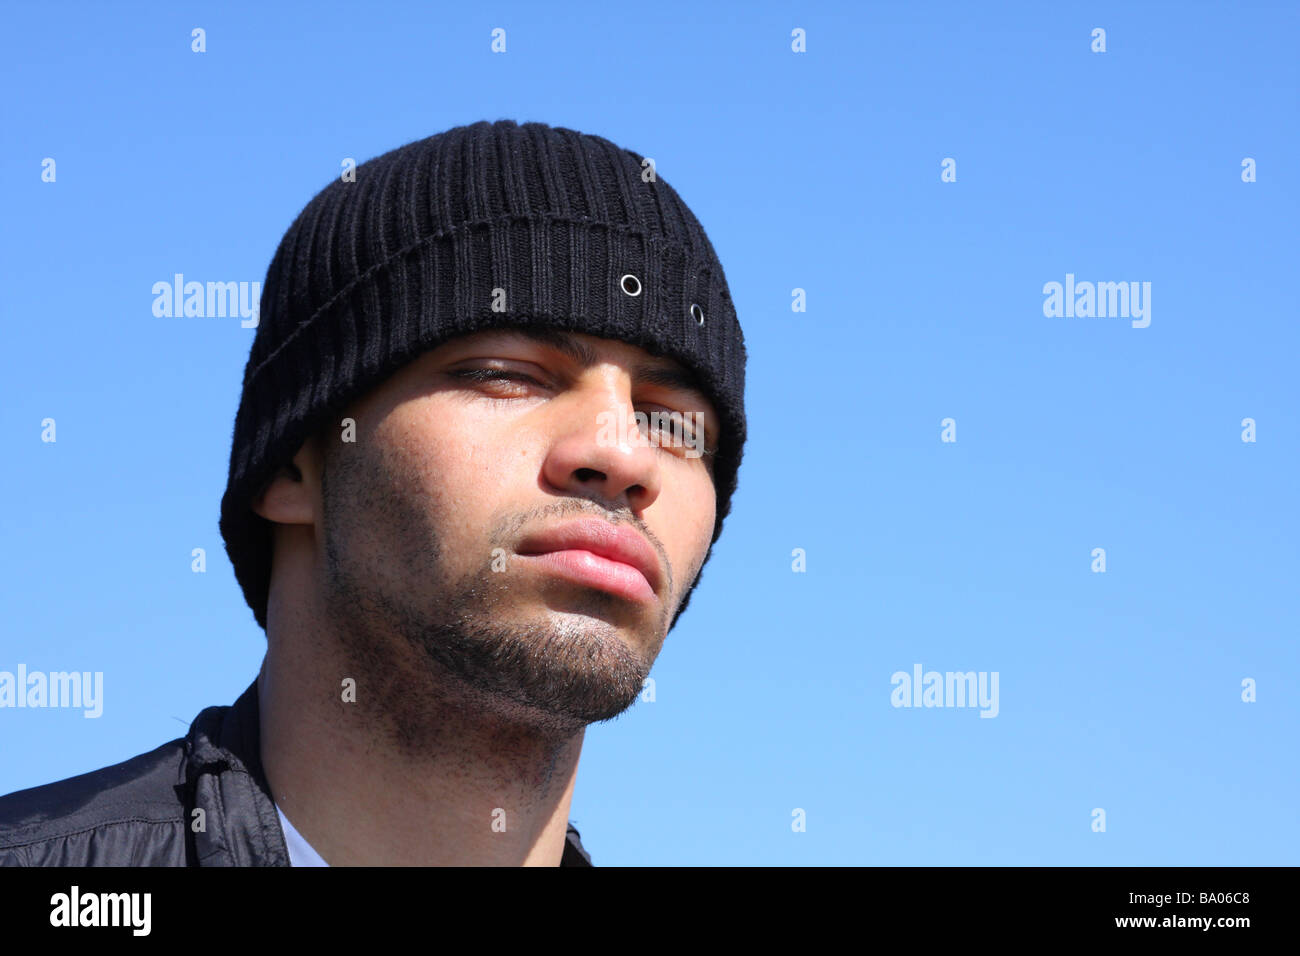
275,802,330,867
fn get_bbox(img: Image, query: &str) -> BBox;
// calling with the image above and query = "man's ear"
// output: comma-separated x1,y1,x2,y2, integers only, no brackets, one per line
251,435,321,525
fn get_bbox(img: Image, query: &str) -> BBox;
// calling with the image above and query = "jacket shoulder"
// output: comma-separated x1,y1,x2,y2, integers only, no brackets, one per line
0,737,189,866
563,822,594,866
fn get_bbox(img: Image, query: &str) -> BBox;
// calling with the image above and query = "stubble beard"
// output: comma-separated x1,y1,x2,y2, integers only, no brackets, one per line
316,440,670,756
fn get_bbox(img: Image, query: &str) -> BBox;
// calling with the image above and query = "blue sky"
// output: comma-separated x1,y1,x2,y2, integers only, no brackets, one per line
1,0,1296,865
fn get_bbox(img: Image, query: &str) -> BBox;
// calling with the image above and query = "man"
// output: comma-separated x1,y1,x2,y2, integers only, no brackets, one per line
0,119,747,866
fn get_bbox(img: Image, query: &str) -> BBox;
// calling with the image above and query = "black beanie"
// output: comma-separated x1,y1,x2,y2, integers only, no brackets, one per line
219,119,747,632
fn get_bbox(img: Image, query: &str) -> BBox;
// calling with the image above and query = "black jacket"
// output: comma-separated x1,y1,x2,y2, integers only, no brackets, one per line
0,679,593,866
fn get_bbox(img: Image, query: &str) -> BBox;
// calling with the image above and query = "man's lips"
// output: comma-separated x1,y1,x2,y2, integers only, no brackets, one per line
515,519,662,603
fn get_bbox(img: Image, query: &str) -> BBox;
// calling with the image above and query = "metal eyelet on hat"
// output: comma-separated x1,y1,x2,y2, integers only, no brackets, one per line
620,274,642,297
690,303,705,326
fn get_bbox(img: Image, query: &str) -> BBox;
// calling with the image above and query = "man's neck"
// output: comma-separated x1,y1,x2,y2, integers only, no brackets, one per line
256,628,585,866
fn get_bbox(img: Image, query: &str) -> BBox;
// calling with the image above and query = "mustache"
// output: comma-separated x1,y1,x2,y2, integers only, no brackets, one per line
494,499,656,552
489,498,674,601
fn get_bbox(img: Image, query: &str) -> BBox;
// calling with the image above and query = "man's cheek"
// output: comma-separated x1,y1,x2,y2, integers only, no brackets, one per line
470,427,545,485
444,435,536,522
380,418,482,507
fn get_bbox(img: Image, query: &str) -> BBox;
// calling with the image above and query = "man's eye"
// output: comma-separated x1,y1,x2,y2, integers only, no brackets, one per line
639,409,713,453
642,410,693,439
449,368,542,388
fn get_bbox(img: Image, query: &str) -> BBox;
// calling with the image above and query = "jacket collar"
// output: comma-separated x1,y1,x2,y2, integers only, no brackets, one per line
184,678,290,866
182,677,593,866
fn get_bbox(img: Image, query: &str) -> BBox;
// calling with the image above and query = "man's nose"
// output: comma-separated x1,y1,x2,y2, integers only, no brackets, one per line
539,379,663,513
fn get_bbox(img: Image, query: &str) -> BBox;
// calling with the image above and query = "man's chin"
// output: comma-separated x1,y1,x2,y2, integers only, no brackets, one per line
525,601,669,677
528,581,661,629
410,608,656,729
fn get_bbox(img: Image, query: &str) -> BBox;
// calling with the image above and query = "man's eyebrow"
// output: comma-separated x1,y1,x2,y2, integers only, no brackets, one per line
492,327,715,406
631,364,713,405
504,326,601,368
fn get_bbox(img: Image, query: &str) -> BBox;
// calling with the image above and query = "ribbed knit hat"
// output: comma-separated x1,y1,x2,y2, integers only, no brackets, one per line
219,119,747,632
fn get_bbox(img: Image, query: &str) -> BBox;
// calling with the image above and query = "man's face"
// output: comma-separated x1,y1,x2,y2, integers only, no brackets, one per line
292,326,719,738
